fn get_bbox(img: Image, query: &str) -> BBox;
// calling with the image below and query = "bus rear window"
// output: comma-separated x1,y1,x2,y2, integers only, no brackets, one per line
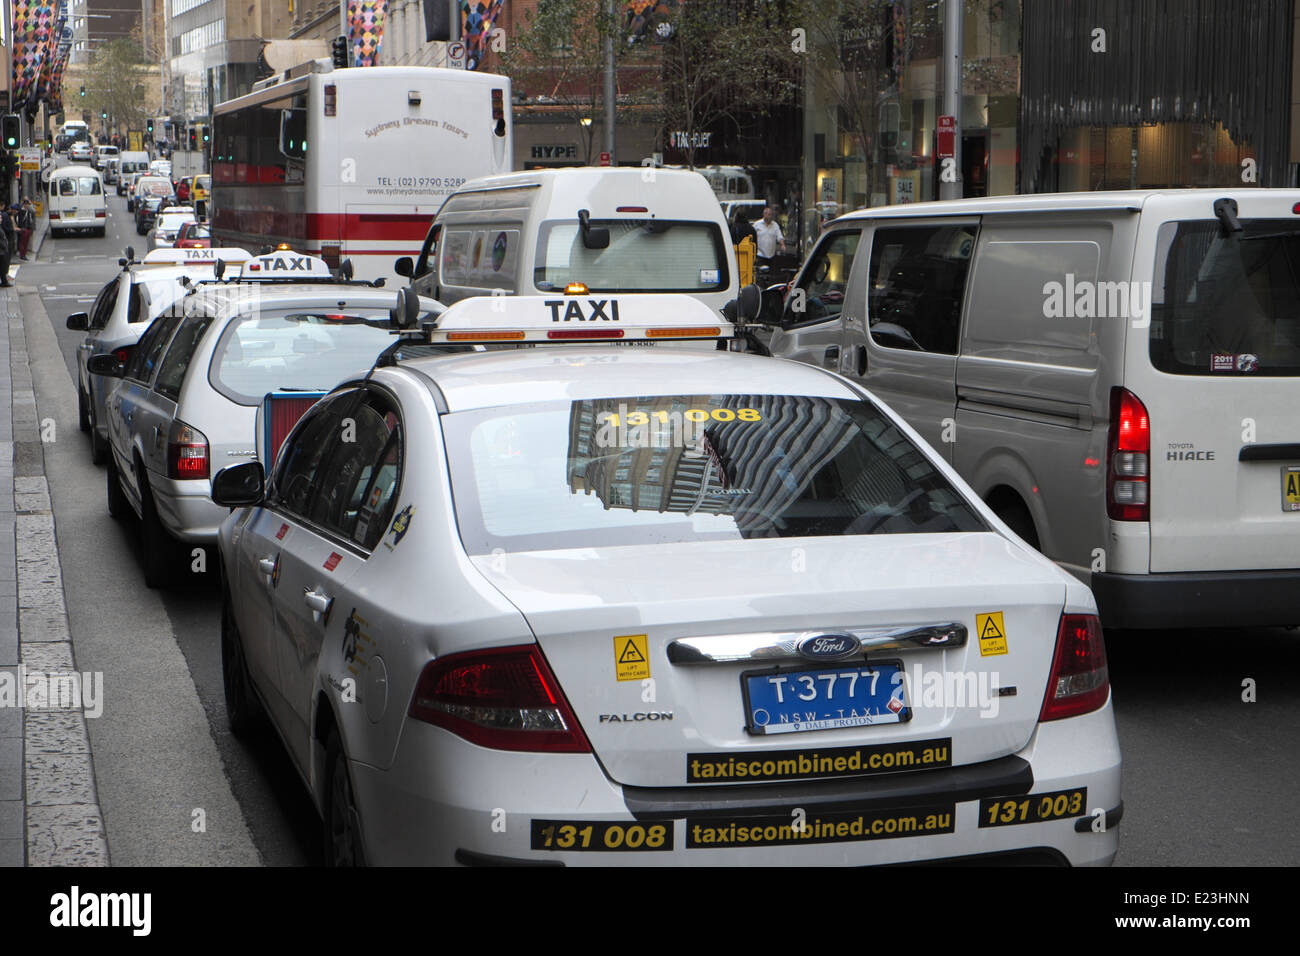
533,219,728,293
1151,219,1300,376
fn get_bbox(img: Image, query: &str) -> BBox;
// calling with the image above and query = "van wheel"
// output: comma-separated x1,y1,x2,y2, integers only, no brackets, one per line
94,227,106,238
993,500,1040,551
323,728,367,867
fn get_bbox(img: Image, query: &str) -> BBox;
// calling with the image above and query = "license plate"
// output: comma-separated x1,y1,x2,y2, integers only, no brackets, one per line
1284,466,1300,512
742,661,909,736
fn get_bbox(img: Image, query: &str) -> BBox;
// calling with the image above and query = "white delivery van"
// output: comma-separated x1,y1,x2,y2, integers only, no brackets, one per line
764,189,1300,630
48,165,108,237
399,168,738,321
116,151,150,195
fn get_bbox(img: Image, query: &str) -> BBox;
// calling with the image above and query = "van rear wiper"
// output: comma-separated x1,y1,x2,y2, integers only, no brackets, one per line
1239,230,1300,241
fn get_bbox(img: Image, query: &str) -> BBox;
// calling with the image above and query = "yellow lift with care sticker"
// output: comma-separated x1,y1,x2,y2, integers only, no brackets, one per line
614,634,650,681
976,612,1008,656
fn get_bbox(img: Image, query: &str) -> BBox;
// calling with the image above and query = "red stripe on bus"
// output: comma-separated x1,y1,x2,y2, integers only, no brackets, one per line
212,210,431,242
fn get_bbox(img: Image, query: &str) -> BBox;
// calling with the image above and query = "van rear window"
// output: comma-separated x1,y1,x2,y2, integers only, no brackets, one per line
534,219,728,293
1151,219,1300,376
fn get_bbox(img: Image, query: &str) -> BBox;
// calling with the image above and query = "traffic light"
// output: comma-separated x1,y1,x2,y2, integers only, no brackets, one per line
147,118,153,135
188,127,197,150
201,125,210,146
101,110,108,120
1,115,19,150
332,35,349,69
79,85,85,98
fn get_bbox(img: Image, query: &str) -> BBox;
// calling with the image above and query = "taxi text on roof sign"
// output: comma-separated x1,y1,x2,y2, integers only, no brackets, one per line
239,251,334,279
141,247,253,267
427,294,735,345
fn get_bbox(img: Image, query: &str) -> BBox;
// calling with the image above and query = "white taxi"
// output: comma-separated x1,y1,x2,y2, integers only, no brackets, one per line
211,294,1121,866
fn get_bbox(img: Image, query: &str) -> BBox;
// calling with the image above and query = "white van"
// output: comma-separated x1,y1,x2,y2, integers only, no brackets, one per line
116,151,150,196
48,165,107,237
399,168,738,320
764,189,1300,630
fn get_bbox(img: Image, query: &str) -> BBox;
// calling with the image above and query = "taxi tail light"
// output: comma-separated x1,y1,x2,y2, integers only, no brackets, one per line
1039,613,1109,721
409,644,591,753
1106,387,1149,521
167,420,209,480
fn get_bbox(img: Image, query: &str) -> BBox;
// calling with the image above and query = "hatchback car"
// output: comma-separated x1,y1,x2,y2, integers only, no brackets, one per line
69,141,93,163
133,177,177,234
91,251,446,588
210,293,1122,867
175,222,211,249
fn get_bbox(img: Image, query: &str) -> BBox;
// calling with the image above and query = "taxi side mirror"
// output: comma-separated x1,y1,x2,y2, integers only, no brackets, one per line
211,462,265,508
66,312,89,331
395,256,414,278
87,353,125,378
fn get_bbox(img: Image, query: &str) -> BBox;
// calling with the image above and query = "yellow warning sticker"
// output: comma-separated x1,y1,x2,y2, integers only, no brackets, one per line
976,612,1008,657
614,634,651,681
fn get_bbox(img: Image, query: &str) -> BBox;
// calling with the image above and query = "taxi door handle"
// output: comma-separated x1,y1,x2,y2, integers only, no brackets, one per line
304,588,334,625
257,557,276,577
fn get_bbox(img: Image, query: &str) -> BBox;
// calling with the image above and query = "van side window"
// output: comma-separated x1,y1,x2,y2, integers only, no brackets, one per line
786,229,861,325
867,225,976,355
414,224,441,277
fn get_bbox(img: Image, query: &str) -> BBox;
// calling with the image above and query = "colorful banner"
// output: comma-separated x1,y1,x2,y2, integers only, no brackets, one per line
461,0,505,71
12,1,59,109
348,0,390,67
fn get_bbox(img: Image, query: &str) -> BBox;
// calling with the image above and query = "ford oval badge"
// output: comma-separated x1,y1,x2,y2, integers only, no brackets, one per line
797,633,861,662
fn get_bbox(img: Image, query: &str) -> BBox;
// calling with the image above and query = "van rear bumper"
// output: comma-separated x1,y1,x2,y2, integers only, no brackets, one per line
1091,569,1300,629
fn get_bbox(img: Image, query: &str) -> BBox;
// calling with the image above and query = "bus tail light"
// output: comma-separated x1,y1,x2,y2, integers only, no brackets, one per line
167,420,209,480
409,644,590,753
324,84,337,117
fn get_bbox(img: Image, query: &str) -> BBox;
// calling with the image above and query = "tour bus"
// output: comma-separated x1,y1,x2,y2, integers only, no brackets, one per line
210,60,513,284
61,120,90,145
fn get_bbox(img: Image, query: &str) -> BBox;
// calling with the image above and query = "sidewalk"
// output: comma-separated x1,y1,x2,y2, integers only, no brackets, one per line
0,221,109,866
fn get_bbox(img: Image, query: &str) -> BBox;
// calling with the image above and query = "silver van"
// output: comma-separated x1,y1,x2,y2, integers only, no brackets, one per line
766,189,1300,630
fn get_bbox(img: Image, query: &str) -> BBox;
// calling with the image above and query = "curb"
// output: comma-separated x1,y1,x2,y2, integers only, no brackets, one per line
1,287,108,866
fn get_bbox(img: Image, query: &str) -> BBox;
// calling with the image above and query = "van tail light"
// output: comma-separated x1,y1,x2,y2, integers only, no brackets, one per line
491,88,505,120
95,210,106,218
324,84,337,117
49,211,59,219
409,644,591,753
167,420,209,480
1106,387,1149,521
1039,613,1109,721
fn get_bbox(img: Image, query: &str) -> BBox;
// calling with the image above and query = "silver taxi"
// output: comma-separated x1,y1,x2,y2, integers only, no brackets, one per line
68,247,255,465
211,294,1121,867
90,251,444,588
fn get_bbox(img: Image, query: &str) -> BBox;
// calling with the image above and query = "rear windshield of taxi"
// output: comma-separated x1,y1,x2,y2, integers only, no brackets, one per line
444,394,986,553
1151,219,1300,376
533,219,729,293
208,311,394,406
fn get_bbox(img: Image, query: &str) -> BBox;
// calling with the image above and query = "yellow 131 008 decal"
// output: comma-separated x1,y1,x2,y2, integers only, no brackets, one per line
600,408,762,427
978,787,1087,827
530,820,673,852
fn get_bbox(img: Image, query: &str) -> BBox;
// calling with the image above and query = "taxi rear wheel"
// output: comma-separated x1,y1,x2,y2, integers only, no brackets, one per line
139,481,177,589
222,594,266,737
105,457,128,520
324,730,367,867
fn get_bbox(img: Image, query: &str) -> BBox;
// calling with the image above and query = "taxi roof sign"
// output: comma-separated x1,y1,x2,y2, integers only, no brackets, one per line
426,294,734,345
141,247,253,268
238,251,334,279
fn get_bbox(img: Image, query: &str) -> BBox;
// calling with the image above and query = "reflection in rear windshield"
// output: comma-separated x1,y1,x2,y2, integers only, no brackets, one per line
445,395,987,553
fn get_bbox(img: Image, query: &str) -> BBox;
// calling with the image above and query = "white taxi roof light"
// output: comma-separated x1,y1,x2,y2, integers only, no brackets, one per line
238,250,334,279
141,247,253,267
427,295,734,345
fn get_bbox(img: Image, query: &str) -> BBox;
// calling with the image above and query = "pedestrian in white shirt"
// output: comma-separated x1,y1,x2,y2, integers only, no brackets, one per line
753,205,786,268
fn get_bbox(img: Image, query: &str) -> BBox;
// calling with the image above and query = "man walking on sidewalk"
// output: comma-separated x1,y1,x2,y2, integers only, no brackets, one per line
17,199,35,260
